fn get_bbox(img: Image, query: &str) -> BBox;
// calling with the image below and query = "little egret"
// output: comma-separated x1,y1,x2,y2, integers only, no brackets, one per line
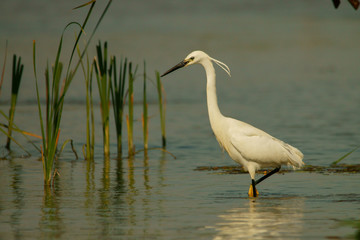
161,50,304,197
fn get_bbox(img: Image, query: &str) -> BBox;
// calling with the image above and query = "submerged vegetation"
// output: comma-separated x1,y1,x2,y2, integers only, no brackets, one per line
195,164,360,174
195,142,360,175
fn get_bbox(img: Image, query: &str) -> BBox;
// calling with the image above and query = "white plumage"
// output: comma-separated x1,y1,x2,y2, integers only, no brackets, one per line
161,50,304,197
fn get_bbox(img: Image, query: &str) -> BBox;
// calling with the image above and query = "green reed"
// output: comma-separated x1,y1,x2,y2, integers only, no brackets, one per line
156,71,166,147
33,0,112,185
331,144,360,166
78,48,95,160
94,41,111,156
33,41,64,184
142,62,148,151
0,45,38,154
0,112,32,155
126,63,137,156
110,56,127,156
86,60,95,160
0,41,8,97
5,54,24,150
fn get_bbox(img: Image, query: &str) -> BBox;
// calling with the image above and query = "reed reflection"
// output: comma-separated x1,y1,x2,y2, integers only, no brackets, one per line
98,155,111,235
209,197,304,239
40,185,63,239
87,150,169,237
143,152,151,191
125,155,137,234
123,151,168,236
9,160,24,239
85,157,95,209
112,155,126,224
113,156,125,199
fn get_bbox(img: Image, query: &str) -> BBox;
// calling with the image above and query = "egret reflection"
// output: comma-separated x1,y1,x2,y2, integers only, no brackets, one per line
208,197,304,239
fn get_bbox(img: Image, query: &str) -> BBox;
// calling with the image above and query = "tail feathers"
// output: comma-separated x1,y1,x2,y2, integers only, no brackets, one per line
283,143,304,169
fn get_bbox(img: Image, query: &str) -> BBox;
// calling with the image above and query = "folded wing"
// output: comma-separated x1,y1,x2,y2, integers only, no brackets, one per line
228,120,304,168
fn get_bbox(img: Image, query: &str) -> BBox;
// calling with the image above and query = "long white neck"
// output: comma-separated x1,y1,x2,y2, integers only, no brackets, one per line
202,59,224,128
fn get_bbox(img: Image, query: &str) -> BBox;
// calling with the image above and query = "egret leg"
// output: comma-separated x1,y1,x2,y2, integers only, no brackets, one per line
248,167,280,197
255,167,281,185
248,179,259,197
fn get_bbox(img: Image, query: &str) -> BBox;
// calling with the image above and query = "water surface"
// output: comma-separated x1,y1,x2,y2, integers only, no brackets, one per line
1,0,360,239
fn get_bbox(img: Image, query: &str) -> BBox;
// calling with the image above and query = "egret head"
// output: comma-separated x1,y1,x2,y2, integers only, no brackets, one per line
161,50,231,77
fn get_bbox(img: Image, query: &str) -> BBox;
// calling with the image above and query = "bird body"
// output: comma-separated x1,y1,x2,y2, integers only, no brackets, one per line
214,116,304,179
161,50,304,196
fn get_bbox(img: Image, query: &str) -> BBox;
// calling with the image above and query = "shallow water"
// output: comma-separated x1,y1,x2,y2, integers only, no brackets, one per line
1,0,360,239
1,152,360,239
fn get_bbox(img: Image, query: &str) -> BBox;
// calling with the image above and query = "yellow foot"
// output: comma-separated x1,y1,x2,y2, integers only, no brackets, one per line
248,185,259,197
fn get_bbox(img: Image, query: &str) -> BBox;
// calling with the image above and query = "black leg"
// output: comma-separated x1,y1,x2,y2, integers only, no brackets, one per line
252,179,257,197
255,167,281,185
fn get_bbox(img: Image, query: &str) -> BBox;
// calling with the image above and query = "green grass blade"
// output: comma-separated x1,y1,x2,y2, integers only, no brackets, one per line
110,56,128,156
0,110,41,152
0,112,41,153
127,63,135,155
33,41,46,151
6,54,24,149
77,43,94,160
94,41,110,156
109,57,119,154
332,145,360,166
33,40,49,183
0,40,8,97
69,0,112,84
31,0,113,184
142,61,148,150
73,0,96,10
58,139,78,159
0,127,30,155
66,1,95,76
89,61,95,157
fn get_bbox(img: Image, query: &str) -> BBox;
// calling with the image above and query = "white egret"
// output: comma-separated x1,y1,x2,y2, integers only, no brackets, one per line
161,50,304,197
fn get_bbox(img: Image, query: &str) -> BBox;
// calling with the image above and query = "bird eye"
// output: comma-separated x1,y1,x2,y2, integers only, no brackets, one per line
190,57,194,60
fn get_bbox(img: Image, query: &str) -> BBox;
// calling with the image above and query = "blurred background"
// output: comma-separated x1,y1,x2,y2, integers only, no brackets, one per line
0,0,359,101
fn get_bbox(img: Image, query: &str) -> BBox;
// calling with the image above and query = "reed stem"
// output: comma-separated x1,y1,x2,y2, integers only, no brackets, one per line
32,0,112,185
142,61,148,151
127,63,135,156
6,54,24,149
94,41,111,157
78,46,95,160
110,56,127,156
0,40,8,97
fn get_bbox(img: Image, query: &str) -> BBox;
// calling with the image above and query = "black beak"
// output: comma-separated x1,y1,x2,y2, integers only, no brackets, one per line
161,59,189,77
